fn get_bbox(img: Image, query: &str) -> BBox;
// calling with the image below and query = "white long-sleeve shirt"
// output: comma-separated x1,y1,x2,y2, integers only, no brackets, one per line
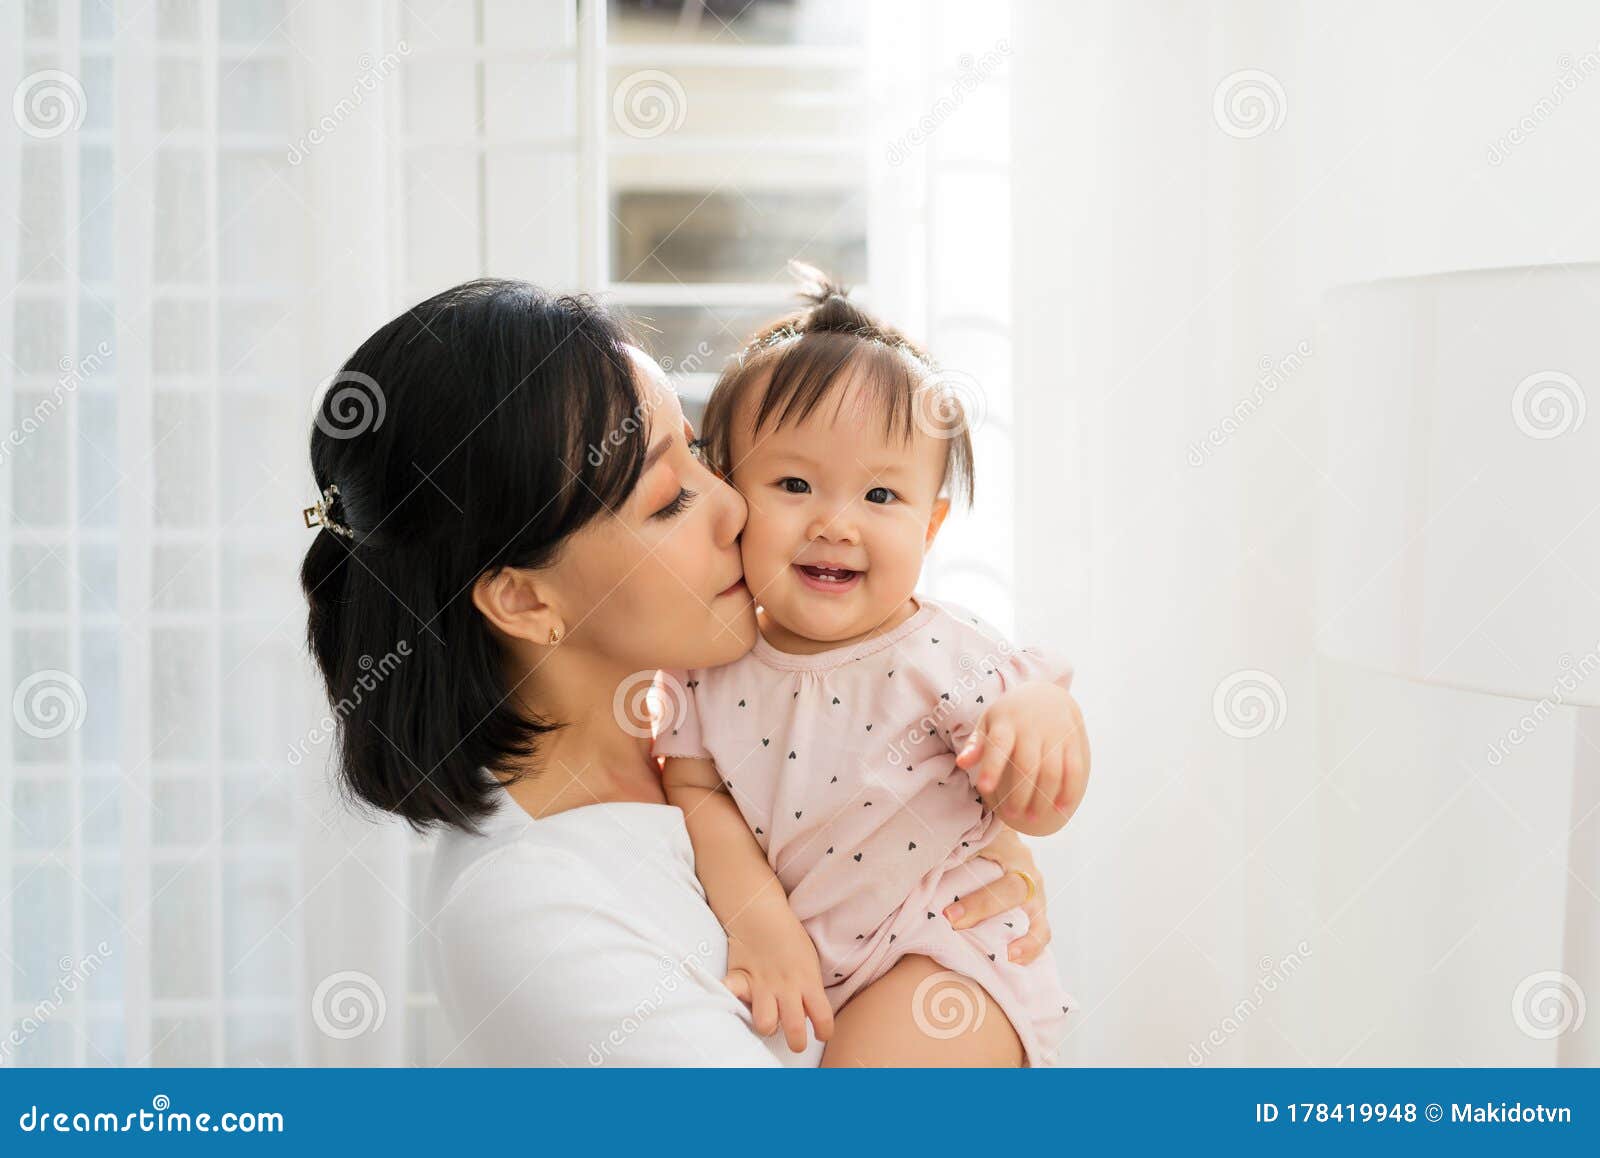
424,786,824,1067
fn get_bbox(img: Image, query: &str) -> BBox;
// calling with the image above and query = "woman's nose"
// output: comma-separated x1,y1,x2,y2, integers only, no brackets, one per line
711,473,748,547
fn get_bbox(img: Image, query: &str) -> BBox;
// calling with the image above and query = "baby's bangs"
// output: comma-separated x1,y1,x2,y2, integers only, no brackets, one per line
754,333,925,448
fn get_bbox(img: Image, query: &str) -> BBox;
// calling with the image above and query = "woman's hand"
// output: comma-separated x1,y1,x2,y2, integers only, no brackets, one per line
956,683,1090,835
948,825,1054,965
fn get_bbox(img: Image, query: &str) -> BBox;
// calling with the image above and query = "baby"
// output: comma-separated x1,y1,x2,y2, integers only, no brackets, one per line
651,276,1087,1067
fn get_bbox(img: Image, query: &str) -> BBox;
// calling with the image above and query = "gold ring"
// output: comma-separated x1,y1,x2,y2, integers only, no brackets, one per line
1009,868,1038,903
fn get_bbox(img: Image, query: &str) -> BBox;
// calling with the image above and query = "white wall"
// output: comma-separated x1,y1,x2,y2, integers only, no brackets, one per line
1012,0,1600,1064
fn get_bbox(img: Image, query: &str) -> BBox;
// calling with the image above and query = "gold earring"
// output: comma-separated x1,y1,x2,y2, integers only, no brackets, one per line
548,627,561,645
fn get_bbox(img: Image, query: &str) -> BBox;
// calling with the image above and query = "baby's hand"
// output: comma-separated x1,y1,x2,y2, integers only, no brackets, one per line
956,682,1090,835
722,905,835,1053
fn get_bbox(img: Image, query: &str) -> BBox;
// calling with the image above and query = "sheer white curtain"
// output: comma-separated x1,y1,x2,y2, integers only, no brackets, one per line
1012,0,1600,1064
5,0,1007,1069
1,0,432,1066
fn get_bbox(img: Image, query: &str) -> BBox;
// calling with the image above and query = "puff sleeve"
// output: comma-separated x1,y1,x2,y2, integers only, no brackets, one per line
940,639,1075,757
649,667,712,761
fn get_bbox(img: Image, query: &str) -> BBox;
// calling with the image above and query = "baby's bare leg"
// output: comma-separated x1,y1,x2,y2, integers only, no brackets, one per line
819,954,1023,1067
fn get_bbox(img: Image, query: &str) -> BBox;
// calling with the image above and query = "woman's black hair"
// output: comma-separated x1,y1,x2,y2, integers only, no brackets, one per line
300,279,646,833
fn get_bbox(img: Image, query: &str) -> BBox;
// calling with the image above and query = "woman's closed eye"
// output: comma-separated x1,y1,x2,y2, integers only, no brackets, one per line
653,486,698,520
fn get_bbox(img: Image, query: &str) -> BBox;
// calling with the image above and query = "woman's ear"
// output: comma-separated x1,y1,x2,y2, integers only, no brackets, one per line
924,497,951,549
471,567,564,646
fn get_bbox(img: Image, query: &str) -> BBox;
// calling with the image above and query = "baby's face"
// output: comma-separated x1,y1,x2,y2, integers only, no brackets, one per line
727,372,950,647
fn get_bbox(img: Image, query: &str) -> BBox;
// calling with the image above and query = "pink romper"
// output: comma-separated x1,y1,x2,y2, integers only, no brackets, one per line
652,595,1077,1066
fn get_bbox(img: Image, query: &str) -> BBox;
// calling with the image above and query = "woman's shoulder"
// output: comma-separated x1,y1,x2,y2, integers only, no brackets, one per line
426,799,689,925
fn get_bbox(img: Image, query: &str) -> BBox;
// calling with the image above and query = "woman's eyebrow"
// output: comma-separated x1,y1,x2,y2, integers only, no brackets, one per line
643,434,674,472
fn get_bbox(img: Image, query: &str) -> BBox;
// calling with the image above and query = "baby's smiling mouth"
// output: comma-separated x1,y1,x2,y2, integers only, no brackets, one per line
794,563,864,593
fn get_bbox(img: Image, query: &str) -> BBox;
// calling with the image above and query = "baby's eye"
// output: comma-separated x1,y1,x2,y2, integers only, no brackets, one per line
866,486,897,504
779,477,810,495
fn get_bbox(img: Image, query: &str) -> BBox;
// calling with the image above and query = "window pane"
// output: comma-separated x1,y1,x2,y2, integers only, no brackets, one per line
609,0,865,47
610,189,865,283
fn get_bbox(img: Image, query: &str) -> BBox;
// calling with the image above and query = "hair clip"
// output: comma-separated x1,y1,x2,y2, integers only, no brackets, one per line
302,484,354,538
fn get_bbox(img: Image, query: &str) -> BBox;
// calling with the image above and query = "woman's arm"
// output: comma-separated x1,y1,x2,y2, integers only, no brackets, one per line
661,757,835,1052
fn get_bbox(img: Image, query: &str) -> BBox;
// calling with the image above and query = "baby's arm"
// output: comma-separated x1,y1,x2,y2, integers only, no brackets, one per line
661,756,835,1052
954,682,1089,836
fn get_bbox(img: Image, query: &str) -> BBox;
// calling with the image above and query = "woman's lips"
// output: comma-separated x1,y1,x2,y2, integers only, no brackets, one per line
794,563,863,595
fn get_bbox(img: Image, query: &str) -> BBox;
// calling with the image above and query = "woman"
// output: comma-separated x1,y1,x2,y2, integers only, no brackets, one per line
300,279,1067,1065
